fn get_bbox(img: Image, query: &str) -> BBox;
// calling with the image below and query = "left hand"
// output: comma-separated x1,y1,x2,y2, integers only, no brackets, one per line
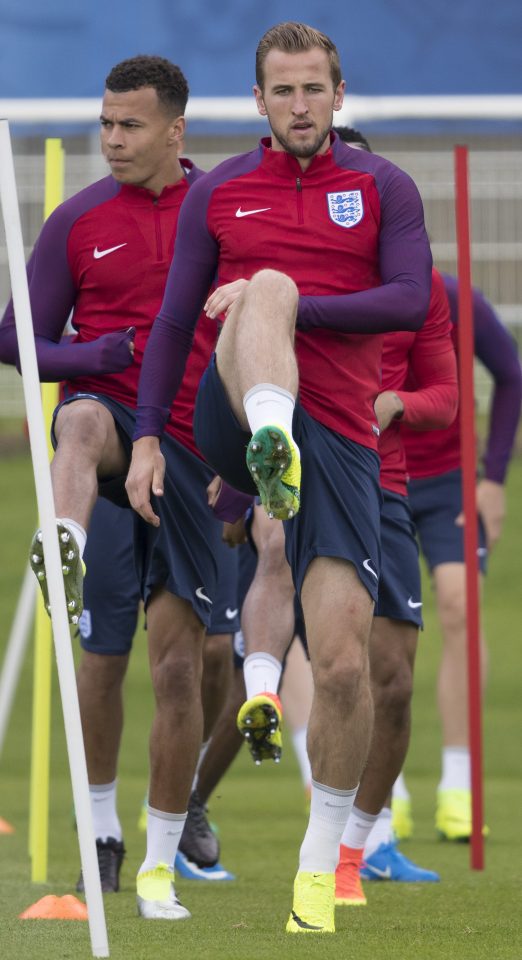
125,436,164,527
222,516,248,547
374,390,404,432
204,279,249,319
455,478,506,551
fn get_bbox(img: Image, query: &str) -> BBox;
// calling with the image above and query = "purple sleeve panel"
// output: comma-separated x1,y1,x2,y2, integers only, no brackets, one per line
297,153,432,333
134,174,225,440
443,274,522,483
211,480,255,523
0,177,129,380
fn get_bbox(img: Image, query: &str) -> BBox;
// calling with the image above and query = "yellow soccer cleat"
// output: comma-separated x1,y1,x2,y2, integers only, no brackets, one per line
246,425,300,520
286,871,335,933
392,796,414,841
30,521,85,625
436,788,489,842
136,863,191,920
237,692,283,764
335,845,367,906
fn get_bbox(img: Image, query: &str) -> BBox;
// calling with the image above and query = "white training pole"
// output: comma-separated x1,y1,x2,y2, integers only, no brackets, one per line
0,119,109,957
0,564,36,759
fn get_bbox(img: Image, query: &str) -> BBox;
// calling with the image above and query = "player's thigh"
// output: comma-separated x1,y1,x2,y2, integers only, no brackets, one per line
302,556,374,670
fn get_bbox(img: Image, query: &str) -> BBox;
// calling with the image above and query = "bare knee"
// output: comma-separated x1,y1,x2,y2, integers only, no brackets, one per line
249,269,299,311
77,651,129,698
437,585,466,636
371,657,413,730
314,644,370,707
203,632,233,674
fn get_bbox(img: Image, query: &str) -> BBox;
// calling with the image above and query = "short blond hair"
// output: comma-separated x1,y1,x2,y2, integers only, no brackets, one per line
256,21,342,91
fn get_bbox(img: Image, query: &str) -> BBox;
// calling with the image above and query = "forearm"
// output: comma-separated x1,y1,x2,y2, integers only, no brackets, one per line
483,378,522,482
396,382,458,430
133,317,194,440
297,281,429,334
0,323,133,381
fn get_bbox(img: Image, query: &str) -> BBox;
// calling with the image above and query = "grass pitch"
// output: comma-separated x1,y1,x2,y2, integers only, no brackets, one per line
0,447,521,959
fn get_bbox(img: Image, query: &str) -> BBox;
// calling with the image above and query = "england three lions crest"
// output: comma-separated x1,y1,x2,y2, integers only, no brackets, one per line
327,190,364,228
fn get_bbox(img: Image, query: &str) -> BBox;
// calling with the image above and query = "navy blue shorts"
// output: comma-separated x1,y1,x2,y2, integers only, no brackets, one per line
79,497,239,653
207,538,240,635
375,491,423,627
53,392,221,629
408,469,488,574
194,356,382,601
79,498,140,655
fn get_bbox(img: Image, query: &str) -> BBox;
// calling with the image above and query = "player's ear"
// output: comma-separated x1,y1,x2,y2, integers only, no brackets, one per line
333,80,346,113
168,115,186,147
254,85,267,117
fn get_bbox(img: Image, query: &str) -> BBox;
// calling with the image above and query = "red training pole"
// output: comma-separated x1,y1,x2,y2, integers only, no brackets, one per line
454,145,484,870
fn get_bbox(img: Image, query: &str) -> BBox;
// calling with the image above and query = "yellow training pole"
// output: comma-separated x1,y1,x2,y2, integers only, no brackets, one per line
29,138,64,881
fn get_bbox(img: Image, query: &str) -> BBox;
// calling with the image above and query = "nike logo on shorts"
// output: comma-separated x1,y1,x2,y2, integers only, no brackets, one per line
407,597,423,609
362,558,378,579
195,586,212,604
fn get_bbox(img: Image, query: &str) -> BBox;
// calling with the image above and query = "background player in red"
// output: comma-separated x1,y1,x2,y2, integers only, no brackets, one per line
393,275,522,842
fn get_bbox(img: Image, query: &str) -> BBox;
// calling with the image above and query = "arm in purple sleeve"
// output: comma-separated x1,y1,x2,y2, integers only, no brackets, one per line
211,480,255,523
0,212,134,380
297,168,432,333
133,184,219,440
472,290,522,483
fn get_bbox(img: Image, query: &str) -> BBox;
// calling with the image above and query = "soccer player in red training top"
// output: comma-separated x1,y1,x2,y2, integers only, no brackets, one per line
393,275,522,842
126,22,432,933
334,265,458,904
0,55,250,920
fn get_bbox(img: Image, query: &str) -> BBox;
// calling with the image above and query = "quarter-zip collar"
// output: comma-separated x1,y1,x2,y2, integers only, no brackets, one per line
259,132,338,181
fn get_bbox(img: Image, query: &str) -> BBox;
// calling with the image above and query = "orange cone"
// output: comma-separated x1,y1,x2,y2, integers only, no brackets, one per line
19,894,88,920
0,817,15,834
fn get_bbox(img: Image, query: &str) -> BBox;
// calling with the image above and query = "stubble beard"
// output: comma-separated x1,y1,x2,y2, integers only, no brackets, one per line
270,121,332,159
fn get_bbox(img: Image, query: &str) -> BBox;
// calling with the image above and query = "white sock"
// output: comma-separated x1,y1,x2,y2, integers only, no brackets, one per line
58,517,87,559
364,806,394,857
191,740,210,791
243,383,297,441
291,726,312,790
392,771,411,801
439,746,471,792
89,780,122,842
139,806,187,874
341,804,378,850
299,779,358,873
243,652,282,700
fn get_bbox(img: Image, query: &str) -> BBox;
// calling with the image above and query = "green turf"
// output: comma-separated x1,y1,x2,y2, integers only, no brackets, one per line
0,452,521,959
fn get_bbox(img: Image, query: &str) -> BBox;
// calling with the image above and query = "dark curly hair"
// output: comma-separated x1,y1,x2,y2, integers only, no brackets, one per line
333,126,372,152
105,55,189,116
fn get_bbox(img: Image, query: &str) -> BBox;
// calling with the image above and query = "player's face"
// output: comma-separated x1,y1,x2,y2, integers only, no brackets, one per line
100,86,184,194
254,48,344,168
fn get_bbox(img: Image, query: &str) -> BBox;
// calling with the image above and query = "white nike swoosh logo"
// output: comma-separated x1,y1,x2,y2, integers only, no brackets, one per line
195,586,213,604
363,558,378,579
93,243,127,259
363,863,391,879
225,608,238,619
407,597,423,609
235,206,271,218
